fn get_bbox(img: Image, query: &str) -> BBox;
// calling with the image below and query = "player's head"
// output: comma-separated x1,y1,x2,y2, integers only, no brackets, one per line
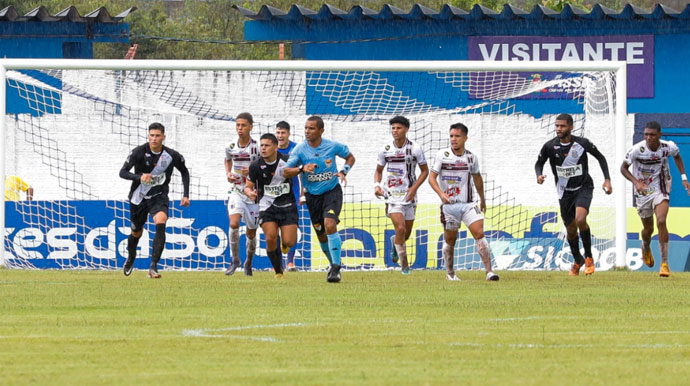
236,112,253,137
555,113,573,139
260,133,279,159
305,116,324,142
643,121,662,147
389,116,409,141
148,122,166,150
275,121,291,147
449,123,468,151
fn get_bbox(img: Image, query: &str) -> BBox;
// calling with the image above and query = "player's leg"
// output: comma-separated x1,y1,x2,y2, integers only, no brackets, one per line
243,204,259,276
226,194,244,275
389,208,408,272
654,198,671,277
561,194,584,275
466,220,499,281
574,189,595,275
124,202,147,276
305,192,332,264
441,204,460,281
324,185,344,283
261,221,283,277
149,210,168,279
637,199,655,267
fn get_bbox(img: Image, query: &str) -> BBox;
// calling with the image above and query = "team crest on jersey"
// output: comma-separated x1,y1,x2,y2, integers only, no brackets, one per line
385,145,390,151
444,151,449,157
325,159,332,167
640,146,645,153
229,143,235,149
314,224,322,231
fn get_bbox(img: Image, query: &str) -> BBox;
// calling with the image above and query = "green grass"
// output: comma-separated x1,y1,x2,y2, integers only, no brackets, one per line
1,269,690,385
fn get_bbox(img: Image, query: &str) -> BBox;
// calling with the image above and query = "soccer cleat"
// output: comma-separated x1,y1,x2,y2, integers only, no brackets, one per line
224,261,240,276
327,264,342,283
660,263,670,277
281,243,290,255
642,247,655,268
390,236,398,264
147,268,161,279
486,271,500,281
123,257,135,277
286,262,297,272
401,267,411,275
569,263,581,276
275,273,283,279
584,257,595,276
445,273,460,281
244,265,253,277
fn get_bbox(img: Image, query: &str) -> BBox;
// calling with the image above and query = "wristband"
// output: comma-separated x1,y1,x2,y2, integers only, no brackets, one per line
682,174,688,182
340,164,351,175
299,165,304,173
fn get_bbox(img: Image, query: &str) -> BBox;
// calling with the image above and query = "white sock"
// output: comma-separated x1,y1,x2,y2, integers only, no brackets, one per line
394,243,407,268
442,242,454,274
229,228,240,264
476,237,492,273
246,236,257,261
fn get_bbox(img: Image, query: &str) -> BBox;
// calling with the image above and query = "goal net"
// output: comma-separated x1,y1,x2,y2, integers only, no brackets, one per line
1,60,626,272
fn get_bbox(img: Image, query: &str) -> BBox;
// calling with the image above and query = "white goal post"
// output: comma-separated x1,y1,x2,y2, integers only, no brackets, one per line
0,59,627,270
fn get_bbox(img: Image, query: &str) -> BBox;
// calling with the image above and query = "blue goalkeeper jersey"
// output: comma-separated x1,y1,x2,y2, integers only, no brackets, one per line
287,138,350,195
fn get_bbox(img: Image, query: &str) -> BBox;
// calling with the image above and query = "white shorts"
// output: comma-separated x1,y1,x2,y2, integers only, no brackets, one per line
636,191,669,219
386,202,416,221
441,202,483,231
227,193,259,229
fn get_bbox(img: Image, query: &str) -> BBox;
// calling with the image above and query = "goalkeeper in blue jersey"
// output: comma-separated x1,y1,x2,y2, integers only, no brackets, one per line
284,116,355,283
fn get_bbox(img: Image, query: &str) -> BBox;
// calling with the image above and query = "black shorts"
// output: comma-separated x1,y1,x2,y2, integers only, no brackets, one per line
305,184,343,236
559,187,593,225
130,194,169,231
259,203,299,227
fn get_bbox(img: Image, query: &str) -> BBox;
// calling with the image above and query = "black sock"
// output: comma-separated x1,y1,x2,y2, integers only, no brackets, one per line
151,223,166,269
267,249,283,274
568,237,584,265
580,227,593,259
127,235,139,261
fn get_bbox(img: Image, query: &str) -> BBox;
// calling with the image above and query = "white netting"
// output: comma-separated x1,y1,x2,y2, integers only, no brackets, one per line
2,65,619,272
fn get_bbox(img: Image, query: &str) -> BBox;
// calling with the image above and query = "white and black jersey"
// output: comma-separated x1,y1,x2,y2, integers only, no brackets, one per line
431,148,480,204
225,138,260,203
247,153,296,211
119,144,190,205
624,139,680,203
376,139,427,203
535,135,611,199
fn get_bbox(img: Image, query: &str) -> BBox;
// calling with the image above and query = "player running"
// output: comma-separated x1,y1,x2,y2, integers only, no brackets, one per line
535,113,612,276
285,116,355,283
621,121,690,277
374,116,428,274
428,123,499,282
119,122,190,279
245,133,300,278
224,112,260,276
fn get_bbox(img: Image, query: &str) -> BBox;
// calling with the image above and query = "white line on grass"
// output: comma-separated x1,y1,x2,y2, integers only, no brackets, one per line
182,322,308,342
450,342,690,349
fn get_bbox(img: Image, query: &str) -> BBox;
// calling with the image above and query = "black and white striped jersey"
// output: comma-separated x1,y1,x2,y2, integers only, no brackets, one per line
376,139,427,203
225,137,259,203
431,148,480,204
247,153,295,211
624,139,679,201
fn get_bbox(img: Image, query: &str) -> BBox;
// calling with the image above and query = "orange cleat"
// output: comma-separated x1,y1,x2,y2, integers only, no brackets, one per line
659,263,670,278
584,257,595,276
642,248,655,268
569,263,581,276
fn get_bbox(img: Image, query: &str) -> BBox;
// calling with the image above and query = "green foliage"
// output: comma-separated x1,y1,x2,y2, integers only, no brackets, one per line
2,270,690,384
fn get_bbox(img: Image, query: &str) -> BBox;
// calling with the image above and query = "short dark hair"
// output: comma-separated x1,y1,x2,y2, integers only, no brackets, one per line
307,115,324,129
644,121,662,132
556,113,573,126
276,121,290,131
260,133,278,145
449,122,468,135
236,112,253,125
148,122,165,134
389,116,410,128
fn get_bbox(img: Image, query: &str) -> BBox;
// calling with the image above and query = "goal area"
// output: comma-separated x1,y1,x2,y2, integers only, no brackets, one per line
0,59,627,272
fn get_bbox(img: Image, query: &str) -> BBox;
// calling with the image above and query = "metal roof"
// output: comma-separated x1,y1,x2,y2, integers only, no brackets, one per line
0,5,136,23
233,3,690,21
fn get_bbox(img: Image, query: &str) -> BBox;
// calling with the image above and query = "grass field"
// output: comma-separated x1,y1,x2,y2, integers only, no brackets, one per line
1,269,690,385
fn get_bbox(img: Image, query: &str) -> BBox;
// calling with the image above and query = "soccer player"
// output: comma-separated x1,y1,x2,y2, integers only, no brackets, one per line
620,121,690,277
276,121,302,272
429,123,499,282
284,116,355,283
119,122,190,279
245,133,300,278
535,113,612,276
224,112,260,276
5,175,34,201
374,116,429,274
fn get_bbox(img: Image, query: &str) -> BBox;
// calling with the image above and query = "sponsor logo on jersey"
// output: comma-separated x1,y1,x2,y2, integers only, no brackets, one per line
307,171,334,182
556,164,583,178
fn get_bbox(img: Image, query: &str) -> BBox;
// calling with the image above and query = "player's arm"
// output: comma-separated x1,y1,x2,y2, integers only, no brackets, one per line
335,153,355,185
586,140,612,194
620,160,647,194
119,149,142,182
405,163,429,202
672,152,690,194
174,153,191,207
535,144,548,184
374,164,385,198
472,173,486,213
244,179,258,202
428,170,450,204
